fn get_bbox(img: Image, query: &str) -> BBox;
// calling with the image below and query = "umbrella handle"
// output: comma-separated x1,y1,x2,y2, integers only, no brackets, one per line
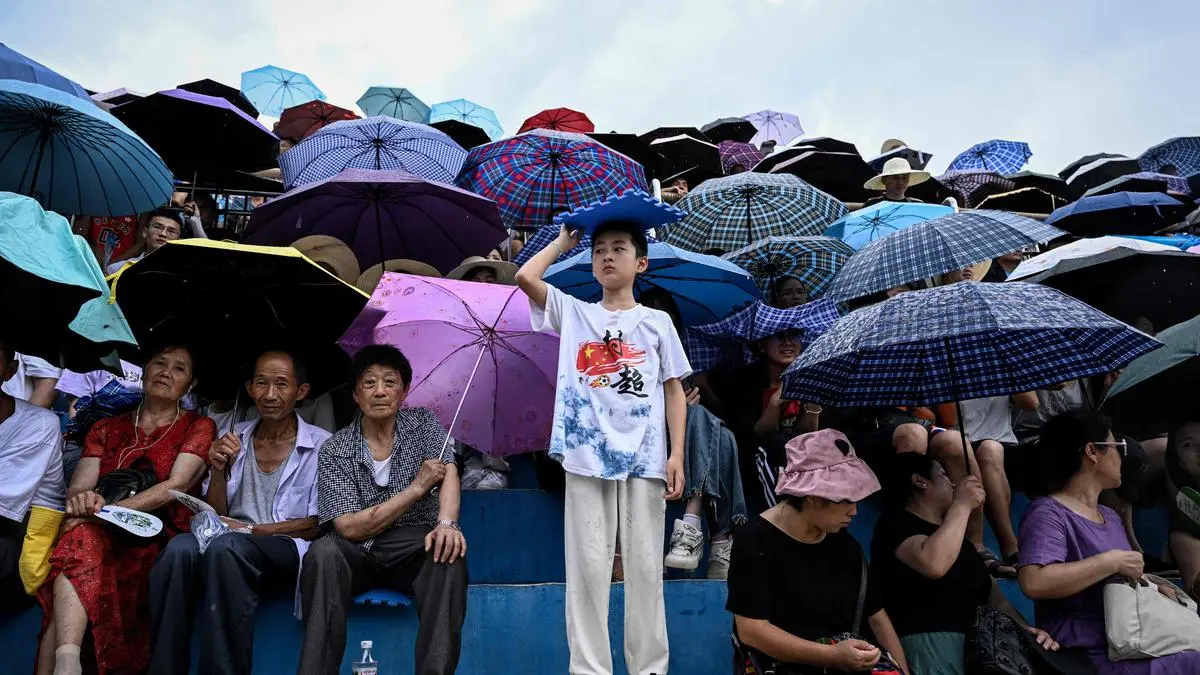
436,343,489,464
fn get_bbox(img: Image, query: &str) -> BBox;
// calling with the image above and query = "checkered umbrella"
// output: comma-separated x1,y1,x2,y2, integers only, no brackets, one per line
947,139,1032,175
1139,137,1200,176
936,170,1017,207
724,236,853,299
663,172,848,254
513,221,592,265
718,140,764,174
782,281,1162,407
687,299,841,372
279,116,467,189
823,202,954,250
1084,172,1192,197
823,210,1065,303
456,129,648,231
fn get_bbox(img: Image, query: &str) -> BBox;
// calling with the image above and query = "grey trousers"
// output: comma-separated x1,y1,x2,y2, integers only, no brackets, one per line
297,526,468,675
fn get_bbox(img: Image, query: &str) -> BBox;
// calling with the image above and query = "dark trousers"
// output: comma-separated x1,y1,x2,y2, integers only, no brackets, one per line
298,526,468,675
148,532,299,675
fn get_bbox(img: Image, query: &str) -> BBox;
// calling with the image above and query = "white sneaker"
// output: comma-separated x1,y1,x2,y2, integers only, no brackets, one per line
706,537,733,580
664,519,704,571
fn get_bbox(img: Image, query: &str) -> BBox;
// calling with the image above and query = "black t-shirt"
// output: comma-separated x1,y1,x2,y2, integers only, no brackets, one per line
726,515,881,643
869,509,991,636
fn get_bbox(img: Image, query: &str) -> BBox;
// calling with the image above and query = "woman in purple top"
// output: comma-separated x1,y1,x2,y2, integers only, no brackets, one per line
1018,410,1200,675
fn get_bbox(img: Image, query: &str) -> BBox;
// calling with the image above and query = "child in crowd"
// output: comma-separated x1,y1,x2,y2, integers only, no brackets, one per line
516,211,690,675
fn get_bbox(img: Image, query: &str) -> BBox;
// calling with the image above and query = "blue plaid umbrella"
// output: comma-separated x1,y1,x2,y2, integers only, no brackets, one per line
824,210,1065,302
514,221,591,265
1139,137,1200,176
947,139,1032,174
782,281,1162,407
239,65,324,117
936,170,1017,207
687,299,841,372
356,87,430,122
279,116,466,189
430,99,503,140
0,42,89,99
823,202,953,250
724,236,853,299
663,172,848,254
542,241,760,326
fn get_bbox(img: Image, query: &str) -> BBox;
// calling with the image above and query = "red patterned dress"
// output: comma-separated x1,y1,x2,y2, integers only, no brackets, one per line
37,410,215,675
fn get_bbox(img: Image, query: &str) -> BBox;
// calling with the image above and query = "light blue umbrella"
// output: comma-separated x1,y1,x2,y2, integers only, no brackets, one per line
542,241,761,326
357,86,430,122
824,202,954,250
430,99,503,140
0,42,89,99
239,65,324,117
0,79,174,216
947,139,1032,174
65,234,136,373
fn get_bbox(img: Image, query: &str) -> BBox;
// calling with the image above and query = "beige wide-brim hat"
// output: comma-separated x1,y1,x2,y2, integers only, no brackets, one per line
355,258,441,293
864,157,932,191
291,235,360,284
447,256,518,284
881,138,908,153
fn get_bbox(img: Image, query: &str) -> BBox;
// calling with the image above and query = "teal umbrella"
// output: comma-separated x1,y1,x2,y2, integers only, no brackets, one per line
356,86,430,122
1103,315,1200,429
63,235,136,373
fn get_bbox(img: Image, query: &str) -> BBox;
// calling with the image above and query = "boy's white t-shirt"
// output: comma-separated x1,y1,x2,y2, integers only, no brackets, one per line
531,285,692,481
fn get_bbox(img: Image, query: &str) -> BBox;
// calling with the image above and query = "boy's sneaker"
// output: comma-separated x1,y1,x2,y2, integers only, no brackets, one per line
706,537,733,580
664,519,704,571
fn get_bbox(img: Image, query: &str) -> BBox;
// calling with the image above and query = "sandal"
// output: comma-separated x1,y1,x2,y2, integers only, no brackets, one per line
980,548,1018,579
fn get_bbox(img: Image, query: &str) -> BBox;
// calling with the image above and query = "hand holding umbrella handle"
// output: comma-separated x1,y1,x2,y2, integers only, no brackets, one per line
431,344,490,494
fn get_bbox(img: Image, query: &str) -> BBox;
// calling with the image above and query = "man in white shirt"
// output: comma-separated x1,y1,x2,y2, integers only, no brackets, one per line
0,353,62,408
105,207,206,275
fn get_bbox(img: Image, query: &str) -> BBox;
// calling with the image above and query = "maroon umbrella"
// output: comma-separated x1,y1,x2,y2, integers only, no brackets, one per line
275,100,358,142
518,107,594,134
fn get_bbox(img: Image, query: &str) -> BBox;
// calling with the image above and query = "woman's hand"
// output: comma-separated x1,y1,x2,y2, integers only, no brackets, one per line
1156,581,1187,604
827,639,880,672
1026,626,1060,651
1099,549,1145,581
66,490,105,517
685,386,701,406
952,475,986,511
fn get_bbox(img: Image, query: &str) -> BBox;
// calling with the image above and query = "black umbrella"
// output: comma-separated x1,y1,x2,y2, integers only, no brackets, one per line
791,137,860,155
976,187,1065,214
1065,157,1142,198
587,132,664,181
430,119,491,150
177,78,259,118
1083,174,1171,198
639,126,710,144
661,165,722,191
1059,152,1127,180
1103,315,1200,429
766,150,873,202
905,176,955,203
700,117,756,144
1007,171,1070,200
868,145,933,171
1045,192,1191,237
649,134,722,178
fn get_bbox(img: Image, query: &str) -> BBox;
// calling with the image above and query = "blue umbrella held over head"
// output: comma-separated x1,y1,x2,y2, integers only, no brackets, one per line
947,139,1032,175
240,65,325,117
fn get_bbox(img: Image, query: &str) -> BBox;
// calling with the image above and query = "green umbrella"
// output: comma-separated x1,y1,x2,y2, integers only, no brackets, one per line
1103,315,1200,428
62,236,137,373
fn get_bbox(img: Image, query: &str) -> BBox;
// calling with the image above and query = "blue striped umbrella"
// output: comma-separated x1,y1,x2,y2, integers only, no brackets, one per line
687,299,841,372
356,87,430,122
1139,137,1200,176
0,43,89,99
239,65,324,117
724,236,853,298
823,202,953,250
279,116,466,189
430,98,503,140
782,281,1162,407
947,139,1032,174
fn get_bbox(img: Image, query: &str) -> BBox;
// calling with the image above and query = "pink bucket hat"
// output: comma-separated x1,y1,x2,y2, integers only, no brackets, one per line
775,429,881,502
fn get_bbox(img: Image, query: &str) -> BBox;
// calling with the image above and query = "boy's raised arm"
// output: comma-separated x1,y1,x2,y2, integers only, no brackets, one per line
515,225,581,309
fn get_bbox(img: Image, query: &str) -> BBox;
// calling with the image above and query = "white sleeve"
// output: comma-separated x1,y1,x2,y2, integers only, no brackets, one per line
19,355,62,381
529,284,570,334
185,215,208,239
31,434,65,511
658,314,693,382
0,415,65,519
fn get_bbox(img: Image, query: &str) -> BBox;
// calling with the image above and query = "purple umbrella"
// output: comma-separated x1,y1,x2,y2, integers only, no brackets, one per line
718,140,764,174
744,109,804,147
339,273,558,456
244,168,507,275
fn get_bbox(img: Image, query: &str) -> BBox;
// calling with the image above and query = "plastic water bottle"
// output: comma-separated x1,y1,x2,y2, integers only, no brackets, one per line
352,640,378,675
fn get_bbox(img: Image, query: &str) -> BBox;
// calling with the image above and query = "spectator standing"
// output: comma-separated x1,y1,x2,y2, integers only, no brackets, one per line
863,158,930,206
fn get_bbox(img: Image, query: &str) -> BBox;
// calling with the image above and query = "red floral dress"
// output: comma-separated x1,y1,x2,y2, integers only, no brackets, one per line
37,410,215,675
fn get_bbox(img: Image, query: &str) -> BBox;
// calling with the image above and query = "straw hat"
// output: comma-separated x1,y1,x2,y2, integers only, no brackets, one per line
291,235,360,284
881,138,908,153
355,258,441,294
447,256,518,284
864,157,932,191
775,429,881,503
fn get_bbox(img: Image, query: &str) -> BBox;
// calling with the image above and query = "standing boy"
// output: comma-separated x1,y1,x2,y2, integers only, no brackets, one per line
516,218,690,675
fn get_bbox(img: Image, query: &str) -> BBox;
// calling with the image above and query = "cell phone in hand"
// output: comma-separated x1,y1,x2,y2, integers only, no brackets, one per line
682,375,697,391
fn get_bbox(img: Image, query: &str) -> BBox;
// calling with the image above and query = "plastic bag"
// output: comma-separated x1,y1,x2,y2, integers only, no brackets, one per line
191,511,231,554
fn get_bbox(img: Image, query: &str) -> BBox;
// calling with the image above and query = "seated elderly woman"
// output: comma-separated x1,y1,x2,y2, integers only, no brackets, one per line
872,452,1058,675
1019,409,1200,675
726,429,909,675
36,344,215,675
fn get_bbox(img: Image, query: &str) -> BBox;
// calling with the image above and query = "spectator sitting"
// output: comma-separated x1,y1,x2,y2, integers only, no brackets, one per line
660,177,690,204
147,350,331,675
770,275,808,309
872,452,1058,675
298,345,466,675
727,429,909,674
1018,409,1200,674
1166,420,1200,598
863,157,930,206
105,207,202,275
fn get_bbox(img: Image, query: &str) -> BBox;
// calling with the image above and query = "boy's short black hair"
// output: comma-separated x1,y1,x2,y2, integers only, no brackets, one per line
591,220,648,258
352,344,413,388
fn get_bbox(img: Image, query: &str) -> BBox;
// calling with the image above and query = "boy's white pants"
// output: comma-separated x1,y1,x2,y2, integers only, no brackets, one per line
564,472,669,675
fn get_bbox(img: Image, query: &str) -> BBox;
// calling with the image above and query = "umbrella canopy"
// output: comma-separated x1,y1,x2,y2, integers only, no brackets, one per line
430,119,491,150
823,210,1065,303
62,234,137,374
239,65,324,118
790,137,860,155
947,139,1032,174
1008,235,1179,282
1083,172,1191,198
586,132,663,181
868,145,932,172
112,238,368,397
1059,152,1126,180
0,43,88,99
518,107,595,134
356,86,430,122
687,299,842,372
244,168,507,275
763,150,874,202
274,100,358,142
178,78,258,118
543,241,760,326
718,141,764,175
1065,157,1142,199
663,172,848,254
639,126,709,144
936,170,1017,207
701,117,757,144
113,88,278,175
1044,192,1191,237
650,134,722,178
906,176,956,204
429,99,502,140
823,202,954,250
782,282,1162,406
724,236,853,299
279,116,467,189
512,221,636,266
975,187,1065,215
0,80,174,217
338,273,558,456
744,110,803,147
1139,137,1200,176
1103,315,1200,429
455,129,647,231
1006,170,1069,200
90,88,144,108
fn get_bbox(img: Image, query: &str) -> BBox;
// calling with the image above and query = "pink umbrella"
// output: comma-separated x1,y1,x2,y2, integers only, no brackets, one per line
338,273,559,456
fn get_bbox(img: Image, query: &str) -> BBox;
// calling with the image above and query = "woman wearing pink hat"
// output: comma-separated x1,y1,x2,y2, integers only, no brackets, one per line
726,429,909,674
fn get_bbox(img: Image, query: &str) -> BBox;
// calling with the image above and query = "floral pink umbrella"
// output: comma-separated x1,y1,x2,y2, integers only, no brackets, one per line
338,273,559,457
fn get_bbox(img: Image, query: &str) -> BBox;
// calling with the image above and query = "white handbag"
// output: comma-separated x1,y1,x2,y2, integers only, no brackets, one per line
1104,574,1200,661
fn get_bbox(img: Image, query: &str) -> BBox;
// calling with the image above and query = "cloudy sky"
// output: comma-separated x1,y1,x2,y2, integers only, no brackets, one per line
8,0,1196,174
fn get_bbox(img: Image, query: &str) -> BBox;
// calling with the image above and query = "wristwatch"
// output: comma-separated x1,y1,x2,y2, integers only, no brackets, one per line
803,403,824,415
437,519,460,531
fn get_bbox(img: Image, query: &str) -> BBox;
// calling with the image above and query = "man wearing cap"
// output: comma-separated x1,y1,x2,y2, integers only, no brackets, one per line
864,158,931,207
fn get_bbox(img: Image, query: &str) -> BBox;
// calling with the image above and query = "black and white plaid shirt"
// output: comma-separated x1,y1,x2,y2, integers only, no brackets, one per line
317,407,450,550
